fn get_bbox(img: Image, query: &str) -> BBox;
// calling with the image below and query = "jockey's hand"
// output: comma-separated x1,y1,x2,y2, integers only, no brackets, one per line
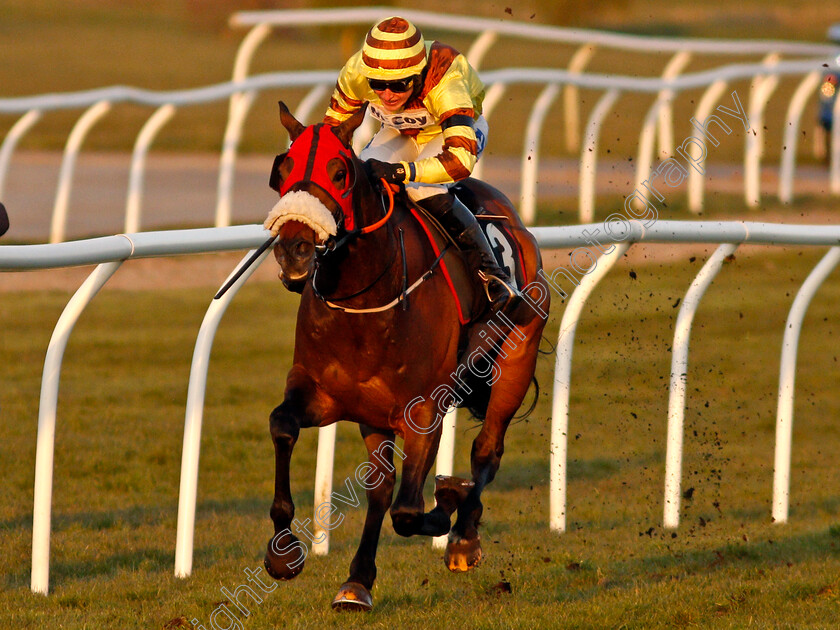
365,159,407,185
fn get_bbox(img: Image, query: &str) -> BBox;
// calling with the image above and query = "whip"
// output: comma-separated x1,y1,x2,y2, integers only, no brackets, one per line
213,235,276,300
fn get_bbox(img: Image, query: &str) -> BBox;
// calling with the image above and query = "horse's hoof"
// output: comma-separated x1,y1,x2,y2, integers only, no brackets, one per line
331,581,373,612
264,531,305,580
434,475,474,516
444,533,483,573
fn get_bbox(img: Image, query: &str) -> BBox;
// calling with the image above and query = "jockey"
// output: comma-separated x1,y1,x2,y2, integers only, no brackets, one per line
323,16,522,312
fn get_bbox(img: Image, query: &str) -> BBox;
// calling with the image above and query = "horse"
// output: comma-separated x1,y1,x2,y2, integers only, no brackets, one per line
0,202,8,237
261,101,550,611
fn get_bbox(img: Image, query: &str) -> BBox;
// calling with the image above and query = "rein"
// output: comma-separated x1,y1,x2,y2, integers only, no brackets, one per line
315,245,448,314
318,177,394,254
313,236,397,303
313,181,448,314
359,181,395,234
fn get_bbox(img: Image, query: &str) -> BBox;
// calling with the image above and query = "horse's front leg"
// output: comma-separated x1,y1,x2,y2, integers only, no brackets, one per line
331,426,397,612
264,372,336,580
263,397,306,580
390,400,451,538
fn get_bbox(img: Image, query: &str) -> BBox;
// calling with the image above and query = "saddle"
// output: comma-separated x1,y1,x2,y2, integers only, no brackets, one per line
405,182,529,326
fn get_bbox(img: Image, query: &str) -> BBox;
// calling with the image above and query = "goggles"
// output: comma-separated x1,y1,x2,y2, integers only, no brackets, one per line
367,76,416,93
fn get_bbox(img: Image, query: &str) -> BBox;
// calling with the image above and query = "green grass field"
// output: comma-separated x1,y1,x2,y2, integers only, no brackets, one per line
1,245,838,628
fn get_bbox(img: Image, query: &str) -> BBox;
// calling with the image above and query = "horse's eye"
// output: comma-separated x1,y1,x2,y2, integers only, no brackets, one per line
333,169,347,186
270,153,292,192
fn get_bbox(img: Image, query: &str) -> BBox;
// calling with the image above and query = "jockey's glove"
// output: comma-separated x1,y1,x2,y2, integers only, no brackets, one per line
365,158,407,185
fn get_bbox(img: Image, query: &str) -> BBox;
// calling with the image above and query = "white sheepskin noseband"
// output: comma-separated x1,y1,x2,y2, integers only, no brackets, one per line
263,190,338,242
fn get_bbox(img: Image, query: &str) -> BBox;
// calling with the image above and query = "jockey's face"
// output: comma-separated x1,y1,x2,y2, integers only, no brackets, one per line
369,76,416,113
373,87,412,112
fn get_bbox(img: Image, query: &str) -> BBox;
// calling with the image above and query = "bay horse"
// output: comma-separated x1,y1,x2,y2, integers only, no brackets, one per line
262,101,549,611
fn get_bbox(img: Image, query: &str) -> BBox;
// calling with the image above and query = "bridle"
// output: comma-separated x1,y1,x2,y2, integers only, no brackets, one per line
265,124,445,313
271,124,394,250
214,125,397,302
310,177,449,314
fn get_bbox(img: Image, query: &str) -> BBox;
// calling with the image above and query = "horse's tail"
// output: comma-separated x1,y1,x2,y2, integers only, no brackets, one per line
456,361,492,421
514,375,539,420
454,335,541,422
456,372,539,422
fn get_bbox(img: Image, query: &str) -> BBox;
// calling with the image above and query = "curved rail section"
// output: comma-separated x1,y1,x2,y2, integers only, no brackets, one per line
30,260,123,595
772,246,840,524
1,220,838,593
231,7,837,57
550,241,630,532
1,225,266,596
3,58,840,241
663,242,738,529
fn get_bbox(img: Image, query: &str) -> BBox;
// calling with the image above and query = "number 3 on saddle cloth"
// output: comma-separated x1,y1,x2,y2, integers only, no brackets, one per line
408,183,529,326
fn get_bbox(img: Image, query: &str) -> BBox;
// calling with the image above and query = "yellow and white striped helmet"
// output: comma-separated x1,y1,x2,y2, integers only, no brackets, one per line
360,17,427,80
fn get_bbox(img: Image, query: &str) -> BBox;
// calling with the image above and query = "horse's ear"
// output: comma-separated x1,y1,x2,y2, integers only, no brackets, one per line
278,101,306,142
333,103,368,148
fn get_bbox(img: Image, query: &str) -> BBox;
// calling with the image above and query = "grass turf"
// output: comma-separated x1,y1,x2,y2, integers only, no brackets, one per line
2,2,839,627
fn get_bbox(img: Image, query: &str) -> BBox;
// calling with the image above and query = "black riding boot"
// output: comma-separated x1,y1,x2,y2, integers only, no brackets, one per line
420,193,521,312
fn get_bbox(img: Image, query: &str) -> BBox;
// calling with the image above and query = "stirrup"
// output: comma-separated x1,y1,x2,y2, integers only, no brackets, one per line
478,270,521,311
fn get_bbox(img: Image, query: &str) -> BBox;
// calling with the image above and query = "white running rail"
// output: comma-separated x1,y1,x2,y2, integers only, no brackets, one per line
3,220,837,593
3,13,840,242
229,7,840,220
3,58,839,242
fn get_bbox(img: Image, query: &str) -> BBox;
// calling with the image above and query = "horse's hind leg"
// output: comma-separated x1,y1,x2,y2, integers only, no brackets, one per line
331,426,397,612
447,336,541,572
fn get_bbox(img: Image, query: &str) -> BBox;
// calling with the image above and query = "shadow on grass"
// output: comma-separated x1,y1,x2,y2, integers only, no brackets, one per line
1,497,276,590
557,527,840,604
490,450,662,493
3,547,174,590
730,495,840,523
0,496,270,534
